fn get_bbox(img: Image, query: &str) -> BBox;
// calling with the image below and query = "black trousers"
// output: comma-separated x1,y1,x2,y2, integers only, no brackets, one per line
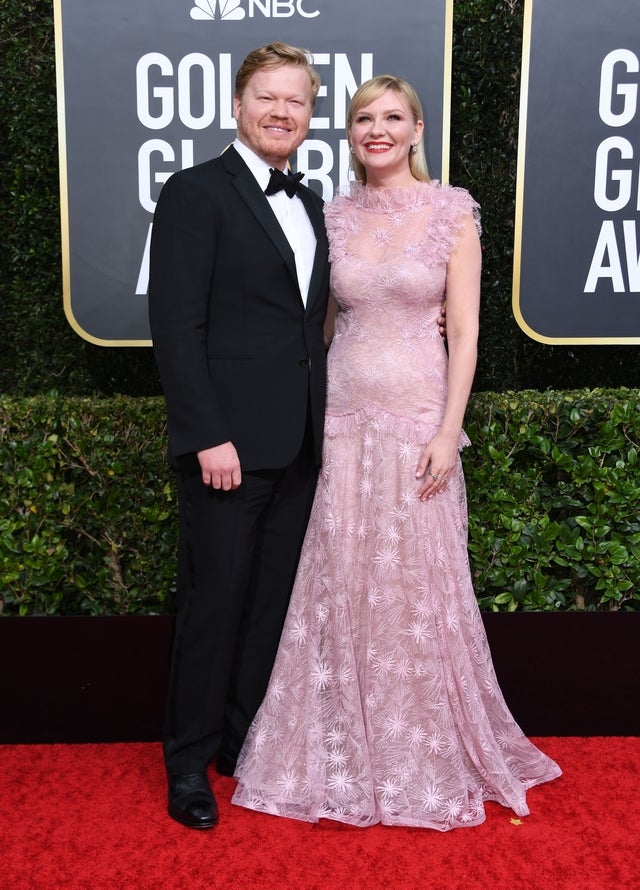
163,430,318,775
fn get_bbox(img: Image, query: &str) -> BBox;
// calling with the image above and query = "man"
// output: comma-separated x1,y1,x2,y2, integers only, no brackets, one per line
148,43,329,830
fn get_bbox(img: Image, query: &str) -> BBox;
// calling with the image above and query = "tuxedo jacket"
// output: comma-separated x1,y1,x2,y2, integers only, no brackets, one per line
149,147,330,472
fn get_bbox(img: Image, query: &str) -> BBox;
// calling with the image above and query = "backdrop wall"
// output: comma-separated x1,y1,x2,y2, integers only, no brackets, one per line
54,0,451,344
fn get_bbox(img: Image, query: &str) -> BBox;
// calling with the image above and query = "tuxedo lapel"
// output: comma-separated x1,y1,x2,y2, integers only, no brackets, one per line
222,147,298,287
298,186,329,312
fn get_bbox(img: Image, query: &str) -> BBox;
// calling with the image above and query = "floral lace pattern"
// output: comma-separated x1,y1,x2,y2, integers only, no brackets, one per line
232,182,561,829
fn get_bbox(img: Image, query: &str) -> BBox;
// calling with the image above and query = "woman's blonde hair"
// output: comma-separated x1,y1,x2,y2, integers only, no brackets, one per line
347,75,430,184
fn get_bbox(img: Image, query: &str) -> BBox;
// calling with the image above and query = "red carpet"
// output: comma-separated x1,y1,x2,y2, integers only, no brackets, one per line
2,738,639,889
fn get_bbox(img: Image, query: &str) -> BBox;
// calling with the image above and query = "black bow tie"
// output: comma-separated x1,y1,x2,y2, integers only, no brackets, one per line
265,167,304,198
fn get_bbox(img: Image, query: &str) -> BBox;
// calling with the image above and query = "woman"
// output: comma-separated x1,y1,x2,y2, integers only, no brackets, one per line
232,75,561,829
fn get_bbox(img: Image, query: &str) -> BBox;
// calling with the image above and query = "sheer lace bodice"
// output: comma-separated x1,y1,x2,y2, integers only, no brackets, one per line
325,181,478,428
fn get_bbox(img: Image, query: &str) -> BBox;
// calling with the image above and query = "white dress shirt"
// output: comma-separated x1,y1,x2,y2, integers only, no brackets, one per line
233,139,317,307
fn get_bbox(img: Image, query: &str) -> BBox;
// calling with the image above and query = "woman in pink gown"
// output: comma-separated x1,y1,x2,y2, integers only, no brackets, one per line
232,75,561,829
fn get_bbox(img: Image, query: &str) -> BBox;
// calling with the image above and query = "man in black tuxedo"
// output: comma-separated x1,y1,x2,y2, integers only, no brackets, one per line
148,43,329,830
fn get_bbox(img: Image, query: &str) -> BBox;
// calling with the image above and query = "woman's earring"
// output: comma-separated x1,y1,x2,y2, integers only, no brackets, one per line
410,145,418,154
349,145,355,154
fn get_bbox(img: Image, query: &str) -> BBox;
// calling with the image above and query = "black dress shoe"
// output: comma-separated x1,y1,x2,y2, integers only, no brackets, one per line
216,751,237,777
167,772,219,829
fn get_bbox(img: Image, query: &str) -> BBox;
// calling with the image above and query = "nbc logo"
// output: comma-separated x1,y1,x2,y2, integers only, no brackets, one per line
190,0,320,20
191,0,244,19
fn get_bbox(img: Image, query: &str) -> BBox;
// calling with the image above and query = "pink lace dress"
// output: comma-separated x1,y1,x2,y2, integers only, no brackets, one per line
232,181,561,829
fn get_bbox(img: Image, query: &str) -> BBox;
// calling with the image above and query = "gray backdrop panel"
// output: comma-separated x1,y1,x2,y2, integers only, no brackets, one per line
55,0,450,344
515,0,640,342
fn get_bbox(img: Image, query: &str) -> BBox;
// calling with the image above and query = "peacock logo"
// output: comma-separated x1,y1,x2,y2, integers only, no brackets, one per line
191,0,245,20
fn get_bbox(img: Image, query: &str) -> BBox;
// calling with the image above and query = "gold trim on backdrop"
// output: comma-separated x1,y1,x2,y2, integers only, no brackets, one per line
512,0,640,345
440,0,453,185
54,1,148,347
511,0,533,340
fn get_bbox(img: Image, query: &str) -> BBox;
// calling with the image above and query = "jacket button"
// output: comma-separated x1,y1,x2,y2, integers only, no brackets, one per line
299,359,308,368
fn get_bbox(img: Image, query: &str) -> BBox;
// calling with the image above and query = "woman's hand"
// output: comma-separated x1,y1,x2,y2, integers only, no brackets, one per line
415,431,458,500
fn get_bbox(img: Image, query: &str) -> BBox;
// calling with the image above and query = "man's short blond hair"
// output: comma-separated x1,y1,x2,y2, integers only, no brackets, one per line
235,42,321,102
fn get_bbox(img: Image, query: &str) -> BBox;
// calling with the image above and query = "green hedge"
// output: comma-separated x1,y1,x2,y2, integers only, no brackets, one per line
0,396,175,616
2,389,638,616
466,389,640,612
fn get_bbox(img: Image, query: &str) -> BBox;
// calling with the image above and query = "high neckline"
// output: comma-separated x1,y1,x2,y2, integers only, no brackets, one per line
343,179,441,211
